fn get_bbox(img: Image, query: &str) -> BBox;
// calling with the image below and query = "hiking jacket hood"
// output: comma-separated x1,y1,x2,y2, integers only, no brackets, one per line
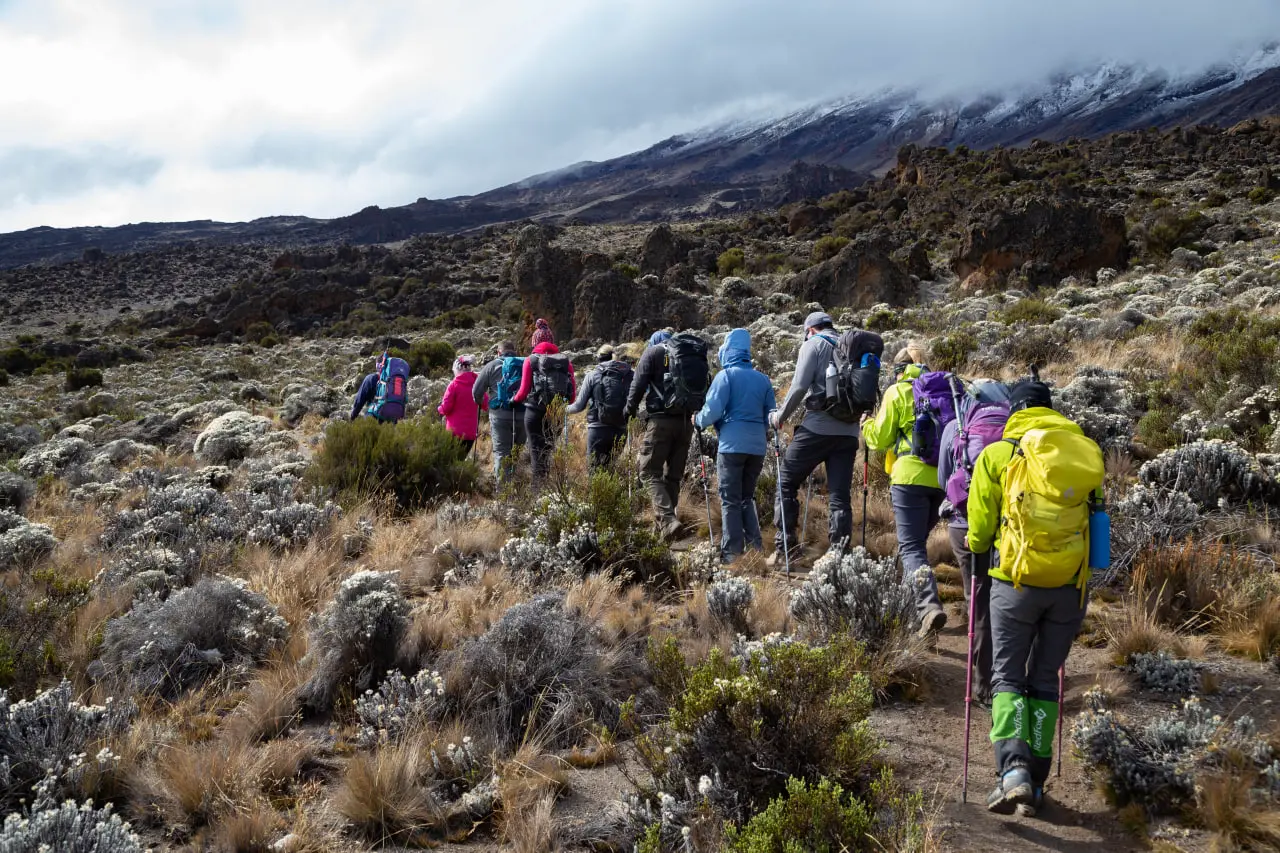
860,363,941,488
695,329,776,456
350,373,379,420
966,407,1094,583
438,371,486,440
512,341,576,408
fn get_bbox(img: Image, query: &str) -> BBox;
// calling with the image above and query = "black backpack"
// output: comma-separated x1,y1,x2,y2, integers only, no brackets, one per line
530,353,572,407
593,361,633,427
823,330,885,423
661,333,711,413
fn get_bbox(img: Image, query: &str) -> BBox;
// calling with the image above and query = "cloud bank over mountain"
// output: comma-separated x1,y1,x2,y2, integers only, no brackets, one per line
2,0,1278,231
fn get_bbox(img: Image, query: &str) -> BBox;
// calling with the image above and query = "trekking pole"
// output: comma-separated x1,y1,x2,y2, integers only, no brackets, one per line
696,428,715,561
1057,665,1065,778
861,444,870,549
772,428,791,580
961,553,979,804
801,478,813,547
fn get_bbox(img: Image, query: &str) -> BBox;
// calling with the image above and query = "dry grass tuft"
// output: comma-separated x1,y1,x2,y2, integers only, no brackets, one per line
1198,766,1280,851
746,578,792,637
1221,600,1280,662
496,743,569,853
156,740,258,827
1104,597,1188,666
224,662,303,745
926,525,953,568
333,736,443,845
212,798,281,853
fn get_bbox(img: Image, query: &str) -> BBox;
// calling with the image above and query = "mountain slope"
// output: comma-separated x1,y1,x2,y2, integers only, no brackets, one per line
3,48,1279,268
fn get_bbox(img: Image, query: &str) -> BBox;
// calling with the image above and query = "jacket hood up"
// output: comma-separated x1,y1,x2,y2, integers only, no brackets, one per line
719,328,752,369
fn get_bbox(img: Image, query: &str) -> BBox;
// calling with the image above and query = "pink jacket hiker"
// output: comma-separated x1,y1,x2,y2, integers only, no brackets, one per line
438,372,487,441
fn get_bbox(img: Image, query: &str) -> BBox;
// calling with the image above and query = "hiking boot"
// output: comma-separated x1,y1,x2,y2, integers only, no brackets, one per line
1016,787,1045,818
765,547,801,569
986,767,1034,815
659,518,683,542
917,606,948,638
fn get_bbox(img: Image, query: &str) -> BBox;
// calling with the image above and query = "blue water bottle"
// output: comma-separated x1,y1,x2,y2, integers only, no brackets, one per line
1088,500,1111,571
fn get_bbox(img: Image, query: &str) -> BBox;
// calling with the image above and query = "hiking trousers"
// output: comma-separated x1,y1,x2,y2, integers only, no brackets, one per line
948,523,992,703
587,424,625,470
638,415,693,526
989,579,1087,787
773,427,858,553
490,407,527,483
890,484,945,619
524,406,560,479
717,452,765,562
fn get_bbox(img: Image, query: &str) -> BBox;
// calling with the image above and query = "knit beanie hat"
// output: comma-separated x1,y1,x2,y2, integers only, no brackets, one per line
532,318,554,346
1008,380,1053,413
452,355,474,377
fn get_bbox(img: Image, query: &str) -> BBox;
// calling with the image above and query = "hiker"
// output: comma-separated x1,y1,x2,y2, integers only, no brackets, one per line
566,344,633,470
473,341,526,481
625,329,711,540
695,329,776,564
511,319,576,478
861,346,950,636
349,351,410,423
937,378,1011,707
767,312,875,565
438,355,486,456
967,380,1105,816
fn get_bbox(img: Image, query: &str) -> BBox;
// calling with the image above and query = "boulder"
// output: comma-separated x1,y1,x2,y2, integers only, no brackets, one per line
501,225,583,343
787,204,828,235
951,198,1127,288
640,224,698,276
573,270,701,342
783,229,915,310
280,386,343,425
194,411,273,464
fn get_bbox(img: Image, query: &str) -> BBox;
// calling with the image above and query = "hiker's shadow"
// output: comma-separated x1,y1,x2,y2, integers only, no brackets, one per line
997,802,1115,853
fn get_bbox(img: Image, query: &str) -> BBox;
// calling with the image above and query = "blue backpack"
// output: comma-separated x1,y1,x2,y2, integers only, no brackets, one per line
368,355,410,422
490,356,525,410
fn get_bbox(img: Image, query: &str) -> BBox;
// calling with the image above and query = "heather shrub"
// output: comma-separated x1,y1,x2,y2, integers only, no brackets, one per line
0,510,57,570
0,680,135,810
89,576,288,698
1109,484,1201,577
996,298,1062,326
1137,440,1280,510
706,576,754,635
298,571,410,714
354,669,446,747
636,635,878,823
929,328,977,372
64,367,103,392
811,236,849,264
309,417,478,512
437,593,646,751
405,339,456,376
789,547,914,653
1126,651,1203,695
0,565,88,693
717,248,746,277
0,473,34,513
722,772,929,853
1073,693,1278,814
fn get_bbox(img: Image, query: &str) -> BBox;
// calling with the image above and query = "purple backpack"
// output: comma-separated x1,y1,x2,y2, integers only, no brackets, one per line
909,371,957,466
944,402,1011,509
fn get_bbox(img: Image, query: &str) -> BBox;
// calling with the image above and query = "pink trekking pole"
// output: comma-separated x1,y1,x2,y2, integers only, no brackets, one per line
961,556,978,803
1057,665,1065,777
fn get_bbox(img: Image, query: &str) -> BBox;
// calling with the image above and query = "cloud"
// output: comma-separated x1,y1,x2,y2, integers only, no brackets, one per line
1,0,1277,231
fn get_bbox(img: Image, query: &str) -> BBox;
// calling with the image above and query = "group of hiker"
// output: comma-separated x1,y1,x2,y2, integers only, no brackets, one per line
348,309,1109,819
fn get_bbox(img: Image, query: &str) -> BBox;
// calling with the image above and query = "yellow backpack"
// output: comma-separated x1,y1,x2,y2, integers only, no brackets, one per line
1000,428,1105,591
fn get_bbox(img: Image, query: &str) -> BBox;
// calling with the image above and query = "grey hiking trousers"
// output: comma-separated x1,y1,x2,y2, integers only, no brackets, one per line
490,407,527,482
890,484,944,619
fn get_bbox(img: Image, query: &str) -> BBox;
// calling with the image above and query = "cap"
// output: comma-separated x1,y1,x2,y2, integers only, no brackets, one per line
804,311,833,330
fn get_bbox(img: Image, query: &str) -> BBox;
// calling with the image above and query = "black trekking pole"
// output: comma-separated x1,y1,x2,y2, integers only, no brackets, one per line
772,427,791,580
696,427,716,562
801,478,813,548
861,443,870,549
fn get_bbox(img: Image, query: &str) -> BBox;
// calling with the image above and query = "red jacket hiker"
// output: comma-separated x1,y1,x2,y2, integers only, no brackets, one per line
511,341,576,407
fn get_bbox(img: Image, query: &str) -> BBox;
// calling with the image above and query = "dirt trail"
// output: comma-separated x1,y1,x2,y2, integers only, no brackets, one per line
871,600,1141,853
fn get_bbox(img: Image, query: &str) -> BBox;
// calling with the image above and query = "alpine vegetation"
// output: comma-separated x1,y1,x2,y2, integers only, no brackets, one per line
354,669,446,747
89,576,288,698
298,570,411,714
789,547,915,651
1138,439,1280,510
0,797,142,853
0,510,57,570
1125,651,1203,695
706,575,755,635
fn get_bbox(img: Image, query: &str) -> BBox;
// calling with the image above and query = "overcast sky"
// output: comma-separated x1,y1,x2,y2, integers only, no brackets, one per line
2,0,1277,233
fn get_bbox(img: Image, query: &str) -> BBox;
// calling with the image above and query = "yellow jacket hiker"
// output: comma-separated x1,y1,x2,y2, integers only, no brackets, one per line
964,380,1105,817
859,363,939,488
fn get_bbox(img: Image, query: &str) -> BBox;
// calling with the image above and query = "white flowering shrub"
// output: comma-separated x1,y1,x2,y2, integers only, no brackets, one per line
95,546,197,596
192,410,272,463
1138,439,1280,511
298,571,410,714
706,576,754,635
1056,367,1137,452
0,510,57,570
354,669,446,747
0,423,41,460
789,547,915,652
1109,484,1202,580
89,576,287,698
17,437,91,479
0,680,134,810
437,593,642,750
0,797,142,853
0,473,34,513
1072,692,1277,813
1126,652,1203,695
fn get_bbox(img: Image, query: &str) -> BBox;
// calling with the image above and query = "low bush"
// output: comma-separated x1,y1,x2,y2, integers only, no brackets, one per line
1137,440,1280,510
790,548,914,654
90,576,288,698
929,328,978,372
0,797,142,852
405,339,457,376
811,236,850,264
298,570,410,714
717,248,746,278
309,416,478,512
64,366,103,391
614,262,640,280
996,298,1063,326
636,635,878,823
0,473,34,512
0,563,86,693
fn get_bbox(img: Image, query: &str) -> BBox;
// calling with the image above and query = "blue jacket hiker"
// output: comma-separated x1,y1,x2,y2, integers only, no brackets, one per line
695,328,777,563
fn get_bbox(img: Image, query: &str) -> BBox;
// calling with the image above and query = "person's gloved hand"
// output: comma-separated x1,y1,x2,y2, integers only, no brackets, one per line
768,411,782,431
